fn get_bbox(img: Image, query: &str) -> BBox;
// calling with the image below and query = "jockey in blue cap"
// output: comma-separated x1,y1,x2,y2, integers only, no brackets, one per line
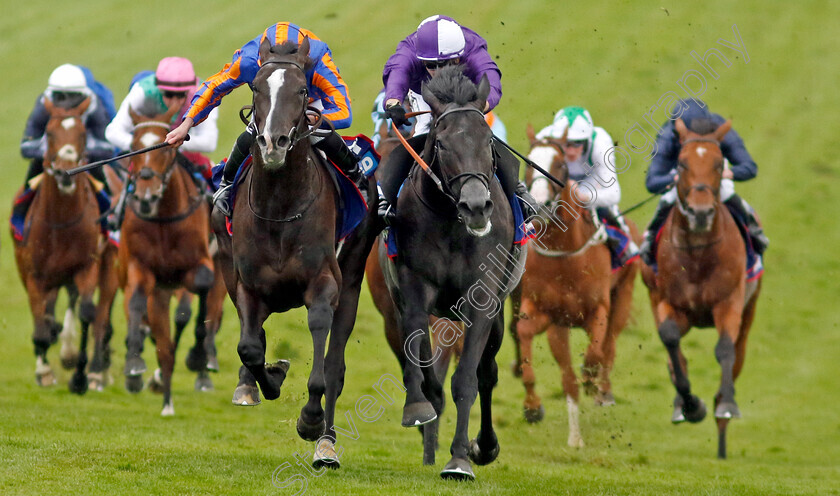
639,98,769,264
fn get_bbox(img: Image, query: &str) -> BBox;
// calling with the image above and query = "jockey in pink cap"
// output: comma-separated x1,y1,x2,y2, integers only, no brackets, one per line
105,56,219,229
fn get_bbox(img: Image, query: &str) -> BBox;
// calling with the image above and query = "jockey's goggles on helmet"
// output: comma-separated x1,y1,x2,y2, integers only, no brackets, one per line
423,59,458,70
51,91,85,108
163,90,188,99
564,140,587,148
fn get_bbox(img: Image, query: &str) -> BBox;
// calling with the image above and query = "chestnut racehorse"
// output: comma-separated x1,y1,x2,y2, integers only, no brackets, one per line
511,127,639,448
12,97,113,394
119,104,216,415
641,118,762,459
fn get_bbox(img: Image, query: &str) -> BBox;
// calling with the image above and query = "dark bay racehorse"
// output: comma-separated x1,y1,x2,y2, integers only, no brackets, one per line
12,97,113,393
119,104,216,415
381,66,520,480
211,37,379,468
511,127,640,447
641,118,762,459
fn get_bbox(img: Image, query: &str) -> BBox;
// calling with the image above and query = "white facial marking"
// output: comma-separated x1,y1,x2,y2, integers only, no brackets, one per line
264,69,287,139
527,145,559,203
696,146,707,158
61,117,76,130
57,144,78,162
140,131,161,148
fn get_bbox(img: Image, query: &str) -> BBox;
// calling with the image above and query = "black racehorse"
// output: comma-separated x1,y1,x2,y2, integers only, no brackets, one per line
211,37,378,468
381,66,522,480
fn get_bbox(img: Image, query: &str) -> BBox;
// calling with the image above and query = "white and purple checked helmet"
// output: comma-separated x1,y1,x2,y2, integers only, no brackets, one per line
415,15,466,61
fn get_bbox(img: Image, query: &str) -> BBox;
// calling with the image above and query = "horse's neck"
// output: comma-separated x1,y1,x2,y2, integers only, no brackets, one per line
158,166,192,215
541,189,596,251
250,144,317,215
38,174,90,220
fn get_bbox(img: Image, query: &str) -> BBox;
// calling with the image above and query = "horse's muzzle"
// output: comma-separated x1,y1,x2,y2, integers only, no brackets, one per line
686,205,715,232
457,180,494,237
258,133,292,169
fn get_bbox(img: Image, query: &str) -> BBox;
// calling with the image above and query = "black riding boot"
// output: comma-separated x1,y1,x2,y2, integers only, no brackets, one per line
724,194,769,255
213,128,256,217
313,131,369,203
640,198,674,265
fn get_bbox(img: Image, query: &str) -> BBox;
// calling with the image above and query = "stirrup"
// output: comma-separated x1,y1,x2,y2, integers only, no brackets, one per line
213,182,233,217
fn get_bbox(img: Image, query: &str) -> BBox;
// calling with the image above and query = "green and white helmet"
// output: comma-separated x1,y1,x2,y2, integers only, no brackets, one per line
550,106,595,145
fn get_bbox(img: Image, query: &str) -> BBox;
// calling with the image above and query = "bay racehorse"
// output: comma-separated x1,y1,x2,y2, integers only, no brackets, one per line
211,37,379,468
12,97,113,393
641,118,762,459
510,126,640,448
380,66,523,480
119,103,217,415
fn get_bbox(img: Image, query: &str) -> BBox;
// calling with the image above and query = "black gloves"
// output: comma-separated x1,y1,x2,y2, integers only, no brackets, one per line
384,104,410,128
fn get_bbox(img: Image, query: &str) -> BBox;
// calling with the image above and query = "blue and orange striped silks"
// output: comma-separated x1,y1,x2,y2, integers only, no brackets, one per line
186,22,352,129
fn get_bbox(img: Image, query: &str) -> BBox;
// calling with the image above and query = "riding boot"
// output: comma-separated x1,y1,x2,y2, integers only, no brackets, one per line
640,198,674,265
213,129,255,217
376,183,396,226
313,131,369,204
515,181,539,221
724,194,769,255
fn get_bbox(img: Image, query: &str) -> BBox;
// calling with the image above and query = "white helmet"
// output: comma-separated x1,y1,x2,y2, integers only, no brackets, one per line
46,64,89,93
550,106,594,142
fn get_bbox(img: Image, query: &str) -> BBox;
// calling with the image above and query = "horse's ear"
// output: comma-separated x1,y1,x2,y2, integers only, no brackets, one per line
714,119,732,142
475,74,490,111
259,36,272,62
44,95,56,114
421,83,443,114
674,118,689,141
163,100,181,123
526,123,536,143
298,36,310,58
129,105,142,125
75,96,92,116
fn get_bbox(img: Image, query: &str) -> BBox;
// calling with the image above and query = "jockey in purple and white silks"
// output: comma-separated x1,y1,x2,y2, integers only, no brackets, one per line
376,15,537,225
639,98,768,264
531,106,639,263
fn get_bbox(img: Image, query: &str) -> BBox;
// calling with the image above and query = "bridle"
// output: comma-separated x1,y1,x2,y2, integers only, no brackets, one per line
674,137,723,218
425,105,496,206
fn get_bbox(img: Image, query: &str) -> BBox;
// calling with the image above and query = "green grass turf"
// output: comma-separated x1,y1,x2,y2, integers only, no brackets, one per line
1,0,839,494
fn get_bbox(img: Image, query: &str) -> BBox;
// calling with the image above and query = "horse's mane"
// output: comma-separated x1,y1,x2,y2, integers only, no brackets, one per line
424,66,479,106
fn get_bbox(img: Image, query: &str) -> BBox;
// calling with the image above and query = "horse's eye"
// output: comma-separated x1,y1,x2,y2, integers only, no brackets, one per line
298,88,307,96
436,140,446,151
677,161,687,170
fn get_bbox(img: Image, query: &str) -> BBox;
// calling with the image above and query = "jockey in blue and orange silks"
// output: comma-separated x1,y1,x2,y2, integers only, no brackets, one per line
165,22,366,215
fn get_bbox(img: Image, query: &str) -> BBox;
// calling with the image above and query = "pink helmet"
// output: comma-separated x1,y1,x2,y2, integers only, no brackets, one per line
415,15,466,61
155,57,197,92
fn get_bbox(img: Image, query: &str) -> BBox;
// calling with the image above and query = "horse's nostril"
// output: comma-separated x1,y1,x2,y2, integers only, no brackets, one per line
257,136,267,148
276,135,290,149
484,199,494,213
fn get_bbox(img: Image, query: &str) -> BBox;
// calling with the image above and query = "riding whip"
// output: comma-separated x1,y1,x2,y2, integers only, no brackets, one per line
66,135,190,176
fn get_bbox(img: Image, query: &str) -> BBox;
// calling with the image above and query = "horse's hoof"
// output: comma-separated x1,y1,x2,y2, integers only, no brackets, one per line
195,375,214,392
510,360,522,378
206,356,219,372
140,324,151,337
232,385,261,406
440,457,475,481
402,401,437,427
161,401,174,417
68,372,89,395
594,391,616,407
87,372,107,392
296,416,326,442
260,360,290,400
468,438,500,466
36,370,57,387
671,405,686,424
714,401,741,420
147,369,164,395
125,374,144,394
185,347,207,373
124,356,146,376
684,396,707,423
312,437,341,470
581,379,599,397
60,352,79,370
523,405,544,423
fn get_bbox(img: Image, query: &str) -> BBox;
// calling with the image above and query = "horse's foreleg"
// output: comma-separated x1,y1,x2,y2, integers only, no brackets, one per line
397,277,437,428
123,261,149,392
235,284,280,401
516,300,548,423
657,303,705,423
25,277,55,386
184,262,214,378
467,314,503,467
508,283,524,377
546,324,583,447
147,286,175,415
68,262,99,395
203,255,228,373
89,243,119,391
59,286,79,370
712,296,745,421
172,290,192,353
582,303,610,398
297,271,339,443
